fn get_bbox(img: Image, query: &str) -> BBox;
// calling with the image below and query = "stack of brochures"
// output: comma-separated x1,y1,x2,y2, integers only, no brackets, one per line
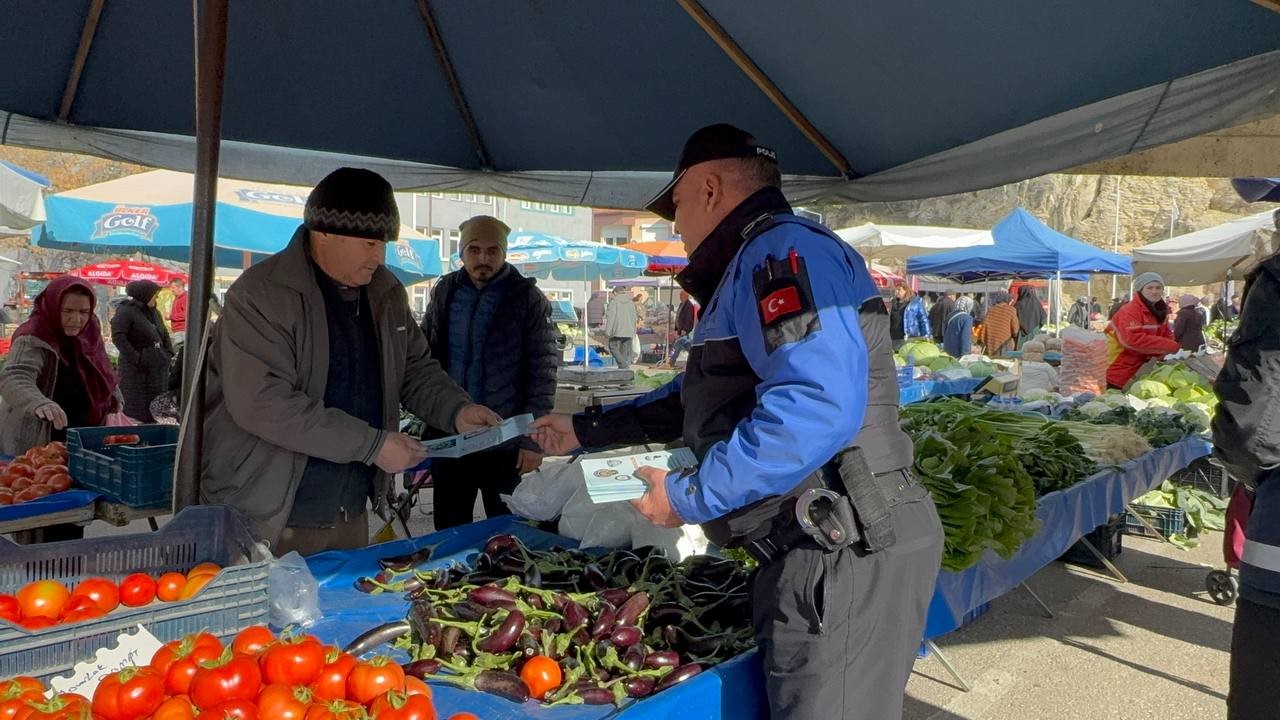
421,414,535,458
579,448,698,503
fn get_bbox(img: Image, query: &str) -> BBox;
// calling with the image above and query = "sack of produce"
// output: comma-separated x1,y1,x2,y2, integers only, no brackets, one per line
1059,326,1108,397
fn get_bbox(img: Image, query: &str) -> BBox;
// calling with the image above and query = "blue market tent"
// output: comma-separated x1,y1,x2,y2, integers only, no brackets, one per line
1232,177,1280,203
906,208,1132,282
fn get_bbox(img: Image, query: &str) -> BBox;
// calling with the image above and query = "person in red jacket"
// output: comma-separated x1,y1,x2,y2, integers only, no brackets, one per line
167,278,188,339
1105,272,1181,389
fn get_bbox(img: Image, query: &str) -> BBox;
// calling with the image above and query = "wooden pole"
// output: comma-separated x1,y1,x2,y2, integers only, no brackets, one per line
174,0,228,512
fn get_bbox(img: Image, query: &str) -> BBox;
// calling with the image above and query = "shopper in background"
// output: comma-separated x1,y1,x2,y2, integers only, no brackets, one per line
981,291,1020,357
1173,292,1207,352
111,280,173,423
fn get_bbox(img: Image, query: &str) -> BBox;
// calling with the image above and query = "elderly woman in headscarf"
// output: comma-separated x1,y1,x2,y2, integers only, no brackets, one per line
1173,292,1208,352
0,277,120,453
1105,272,1181,389
1015,286,1047,347
942,295,975,359
110,280,174,422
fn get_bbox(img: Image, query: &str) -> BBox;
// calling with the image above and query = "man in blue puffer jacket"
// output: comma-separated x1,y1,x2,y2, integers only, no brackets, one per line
422,215,559,529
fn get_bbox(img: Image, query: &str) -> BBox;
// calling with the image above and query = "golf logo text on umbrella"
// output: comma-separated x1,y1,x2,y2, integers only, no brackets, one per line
235,188,307,207
93,206,158,241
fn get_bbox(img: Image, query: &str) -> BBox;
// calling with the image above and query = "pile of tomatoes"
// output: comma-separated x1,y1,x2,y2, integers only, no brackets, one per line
0,442,72,506
0,626,482,720
0,564,224,631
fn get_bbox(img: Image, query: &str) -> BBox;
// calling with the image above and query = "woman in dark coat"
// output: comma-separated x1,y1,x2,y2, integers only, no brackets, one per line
1015,286,1047,347
111,280,173,422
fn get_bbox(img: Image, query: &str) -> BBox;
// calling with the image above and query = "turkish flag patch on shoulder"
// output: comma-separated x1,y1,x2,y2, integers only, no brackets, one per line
759,285,803,325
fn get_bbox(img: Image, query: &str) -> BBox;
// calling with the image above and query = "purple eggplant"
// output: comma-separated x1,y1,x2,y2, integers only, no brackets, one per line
469,585,518,609
378,545,435,572
482,534,521,558
563,599,589,630
662,625,682,649
615,591,650,627
582,563,608,591
343,621,410,656
648,602,685,626
353,577,378,593
374,569,395,584
624,675,656,698
407,602,437,645
496,554,527,575
576,687,616,705
402,659,441,678
622,645,646,672
590,605,618,641
478,610,526,653
609,625,642,648
452,600,489,621
543,618,563,634
655,663,703,692
600,588,631,607
473,670,530,703
644,650,681,669
440,626,462,661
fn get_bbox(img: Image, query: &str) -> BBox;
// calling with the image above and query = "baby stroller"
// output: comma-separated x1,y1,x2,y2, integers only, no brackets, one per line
1207,482,1253,605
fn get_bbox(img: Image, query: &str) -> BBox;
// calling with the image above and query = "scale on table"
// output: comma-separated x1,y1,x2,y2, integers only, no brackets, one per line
975,372,1020,397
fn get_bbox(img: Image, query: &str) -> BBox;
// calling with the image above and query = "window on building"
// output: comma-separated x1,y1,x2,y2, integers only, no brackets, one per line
448,230,461,258
430,192,446,199
475,194,493,205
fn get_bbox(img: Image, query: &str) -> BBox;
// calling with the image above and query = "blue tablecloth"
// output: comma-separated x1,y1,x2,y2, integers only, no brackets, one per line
899,377,983,405
923,436,1212,639
302,437,1208,719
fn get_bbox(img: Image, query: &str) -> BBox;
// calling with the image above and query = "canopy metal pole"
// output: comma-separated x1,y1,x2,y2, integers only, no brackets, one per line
1111,177,1122,301
175,0,228,512
1054,270,1063,332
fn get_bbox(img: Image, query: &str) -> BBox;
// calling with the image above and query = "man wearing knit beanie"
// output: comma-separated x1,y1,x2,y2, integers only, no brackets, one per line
193,167,502,554
420,214,558,529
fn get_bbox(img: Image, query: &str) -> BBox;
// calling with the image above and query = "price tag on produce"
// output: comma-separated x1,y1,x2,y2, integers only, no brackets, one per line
48,624,164,698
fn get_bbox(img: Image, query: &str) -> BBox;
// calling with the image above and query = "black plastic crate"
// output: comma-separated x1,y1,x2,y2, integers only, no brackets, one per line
0,505,269,683
1125,503,1188,539
1059,514,1123,569
67,424,178,507
1169,457,1230,498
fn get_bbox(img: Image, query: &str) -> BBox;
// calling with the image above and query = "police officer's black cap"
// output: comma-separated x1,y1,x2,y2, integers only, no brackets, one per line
643,124,777,221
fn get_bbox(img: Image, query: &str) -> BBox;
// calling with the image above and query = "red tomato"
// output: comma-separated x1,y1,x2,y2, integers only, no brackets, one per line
33,465,68,484
307,650,356,702
402,677,430,700
187,562,222,579
177,574,213,601
154,636,224,697
6,463,34,479
189,653,262,710
261,637,327,686
155,573,187,602
61,606,107,624
346,659,405,706
231,625,275,656
303,701,366,720
92,666,165,720
71,577,120,614
0,488,13,504
44,474,71,493
17,616,55,630
0,595,20,624
16,579,70,620
201,700,257,720
445,714,479,720
0,695,42,720
0,680,44,720
369,691,435,720
12,693,91,720
518,655,562,700
149,697,196,720
12,486,37,502
117,574,156,607
255,684,310,720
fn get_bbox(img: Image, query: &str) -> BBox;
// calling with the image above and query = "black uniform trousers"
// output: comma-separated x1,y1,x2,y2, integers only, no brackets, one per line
431,446,521,531
1230,596,1280,719
750,482,943,720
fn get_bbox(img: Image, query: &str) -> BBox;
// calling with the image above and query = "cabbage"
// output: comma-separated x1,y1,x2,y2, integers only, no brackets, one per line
968,361,997,377
1180,402,1213,430
1078,401,1112,418
1021,388,1051,402
1172,385,1210,403
1145,396,1174,409
1130,379,1172,400
926,356,958,372
1099,392,1131,408
894,354,906,368
902,342,942,365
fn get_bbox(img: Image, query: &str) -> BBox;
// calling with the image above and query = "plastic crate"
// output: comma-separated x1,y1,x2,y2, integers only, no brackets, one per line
1170,457,1230,498
1124,503,1188,540
896,365,915,386
67,424,178,507
1059,514,1123,569
0,505,270,683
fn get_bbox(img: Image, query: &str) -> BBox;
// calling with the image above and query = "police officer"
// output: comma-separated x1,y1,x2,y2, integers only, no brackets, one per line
1213,234,1280,719
531,124,943,719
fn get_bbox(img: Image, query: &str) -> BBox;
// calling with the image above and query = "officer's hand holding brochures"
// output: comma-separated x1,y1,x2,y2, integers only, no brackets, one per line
580,448,699,503
422,413,535,458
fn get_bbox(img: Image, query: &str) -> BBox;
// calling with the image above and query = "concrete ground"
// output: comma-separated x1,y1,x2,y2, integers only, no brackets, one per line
87,484,1235,720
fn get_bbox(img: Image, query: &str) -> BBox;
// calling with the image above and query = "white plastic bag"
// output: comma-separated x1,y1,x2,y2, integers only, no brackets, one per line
558,482,634,549
267,551,321,628
1018,360,1058,394
501,460,581,522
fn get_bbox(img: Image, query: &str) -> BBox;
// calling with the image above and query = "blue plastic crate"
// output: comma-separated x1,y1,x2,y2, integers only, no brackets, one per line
67,424,178,507
1125,503,1187,539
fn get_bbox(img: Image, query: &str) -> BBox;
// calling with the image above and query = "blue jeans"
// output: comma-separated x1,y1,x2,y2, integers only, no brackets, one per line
669,335,693,363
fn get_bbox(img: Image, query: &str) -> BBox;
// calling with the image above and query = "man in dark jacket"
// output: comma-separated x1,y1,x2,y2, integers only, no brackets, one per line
422,215,559,529
929,291,955,344
665,291,699,366
1214,251,1280,720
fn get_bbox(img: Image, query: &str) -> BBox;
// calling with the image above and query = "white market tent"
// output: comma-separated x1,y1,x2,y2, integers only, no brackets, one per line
1132,208,1280,285
834,222,994,261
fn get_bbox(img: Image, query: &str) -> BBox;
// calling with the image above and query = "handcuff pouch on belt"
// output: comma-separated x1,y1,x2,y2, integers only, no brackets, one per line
793,447,898,554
